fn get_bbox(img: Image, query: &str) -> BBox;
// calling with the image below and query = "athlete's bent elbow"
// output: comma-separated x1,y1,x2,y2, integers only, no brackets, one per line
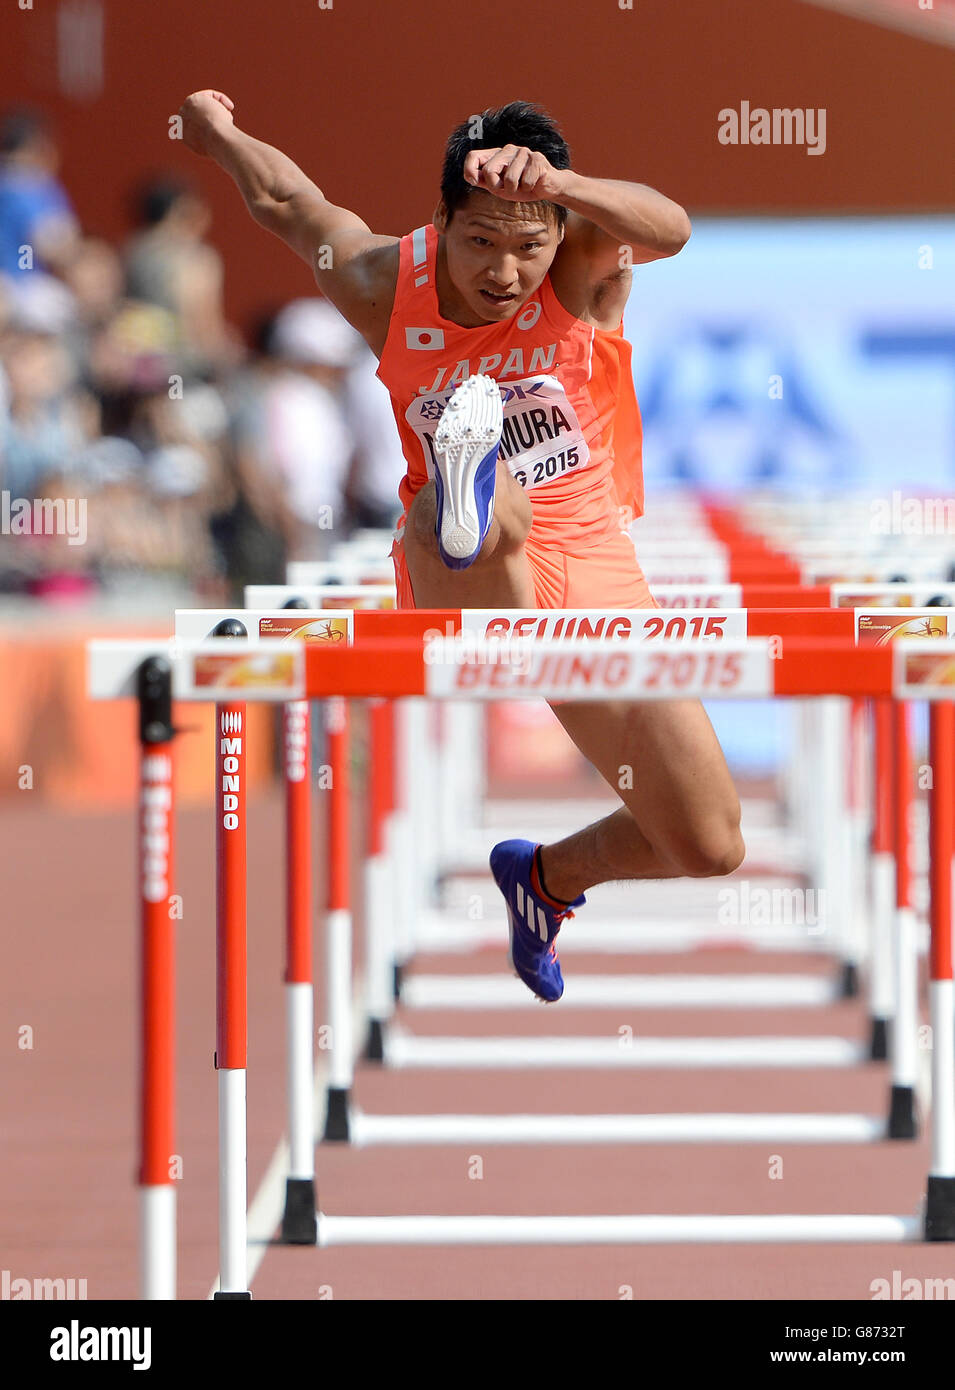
248,196,284,234
663,211,692,256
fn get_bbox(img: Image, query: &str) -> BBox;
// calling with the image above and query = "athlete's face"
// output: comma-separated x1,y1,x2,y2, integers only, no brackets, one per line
437,191,563,325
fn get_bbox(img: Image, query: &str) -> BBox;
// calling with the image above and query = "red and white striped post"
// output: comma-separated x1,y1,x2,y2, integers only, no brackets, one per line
846,699,871,1028
280,694,317,1241
888,701,918,1139
393,700,424,982
868,700,895,1061
364,697,396,1061
323,695,353,1141
818,698,858,996
276,596,317,1243
136,656,176,1300
212,618,251,1298
925,702,955,1236
389,701,412,999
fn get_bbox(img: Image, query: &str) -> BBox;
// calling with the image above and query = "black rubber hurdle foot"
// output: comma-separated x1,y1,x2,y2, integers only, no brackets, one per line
924,1176,955,1241
364,1017,385,1062
868,1017,889,1062
213,1291,252,1300
323,1086,350,1142
393,962,404,1001
839,961,860,999
280,1177,317,1245
887,1084,918,1140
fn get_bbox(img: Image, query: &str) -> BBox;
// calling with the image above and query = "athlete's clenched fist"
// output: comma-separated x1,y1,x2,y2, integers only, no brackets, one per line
178,90,236,157
463,144,567,202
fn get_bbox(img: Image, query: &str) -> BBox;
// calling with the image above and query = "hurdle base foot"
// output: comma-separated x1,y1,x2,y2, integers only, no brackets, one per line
887,1084,918,1140
364,1018,385,1063
323,1086,350,1143
924,1176,955,1241
838,961,859,999
213,1291,252,1300
868,1017,889,1062
281,1178,317,1245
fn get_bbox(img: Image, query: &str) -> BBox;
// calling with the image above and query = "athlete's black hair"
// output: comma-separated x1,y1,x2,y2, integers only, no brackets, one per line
440,101,571,227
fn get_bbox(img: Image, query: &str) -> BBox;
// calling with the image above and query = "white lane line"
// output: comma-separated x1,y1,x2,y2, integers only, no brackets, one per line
317,1213,919,1246
350,1111,885,1145
401,973,837,1009
383,1031,866,1069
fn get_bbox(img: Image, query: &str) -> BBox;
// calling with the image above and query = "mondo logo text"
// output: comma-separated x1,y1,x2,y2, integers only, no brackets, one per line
220,709,243,831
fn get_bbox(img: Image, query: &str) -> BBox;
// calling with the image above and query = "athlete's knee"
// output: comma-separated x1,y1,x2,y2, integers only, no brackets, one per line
492,460,533,553
405,463,531,563
660,814,745,879
407,482,438,553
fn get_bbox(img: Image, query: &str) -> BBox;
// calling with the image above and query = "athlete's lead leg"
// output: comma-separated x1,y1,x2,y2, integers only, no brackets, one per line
540,698,745,901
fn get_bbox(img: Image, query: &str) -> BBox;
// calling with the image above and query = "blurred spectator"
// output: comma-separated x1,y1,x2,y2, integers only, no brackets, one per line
0,316,84,498
229,297,356,563
0,106,80,280
60,236,125,370
342,344,406,531
123,175,243,376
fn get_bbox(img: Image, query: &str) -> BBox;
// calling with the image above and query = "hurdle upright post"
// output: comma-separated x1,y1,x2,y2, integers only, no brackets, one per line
136,655,177,1301
868,700,895,1061
211,617,252,1298
818,697,859,996
925,701,955,1237
279,599,318,1244
322,694,353,1141
888,700,918,1140
363,697,396,1061
389,700,417,998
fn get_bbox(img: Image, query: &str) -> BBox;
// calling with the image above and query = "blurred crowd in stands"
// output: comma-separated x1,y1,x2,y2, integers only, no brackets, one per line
0,105,405,603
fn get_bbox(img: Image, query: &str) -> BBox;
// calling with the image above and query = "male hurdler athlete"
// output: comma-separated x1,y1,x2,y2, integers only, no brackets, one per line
181,90,745,1002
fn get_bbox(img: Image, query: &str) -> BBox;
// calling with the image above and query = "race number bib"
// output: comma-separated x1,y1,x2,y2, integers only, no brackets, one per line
405,374,591,492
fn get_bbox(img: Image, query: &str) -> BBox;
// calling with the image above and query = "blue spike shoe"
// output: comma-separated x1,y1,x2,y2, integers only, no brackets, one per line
489,839,586,1003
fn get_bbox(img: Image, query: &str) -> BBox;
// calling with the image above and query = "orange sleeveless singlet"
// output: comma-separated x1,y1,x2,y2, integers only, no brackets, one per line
376,223,655,610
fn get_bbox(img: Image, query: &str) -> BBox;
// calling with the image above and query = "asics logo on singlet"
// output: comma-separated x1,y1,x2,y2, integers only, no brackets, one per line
515,301,542,330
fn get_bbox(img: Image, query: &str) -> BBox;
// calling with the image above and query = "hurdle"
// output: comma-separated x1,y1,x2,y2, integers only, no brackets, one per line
281,626,955,1244
174,605,360,1259
87,618,955,1280
221,599,934,1133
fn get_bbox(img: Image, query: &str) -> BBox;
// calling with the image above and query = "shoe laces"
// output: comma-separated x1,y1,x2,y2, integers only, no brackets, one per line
547,908,575,959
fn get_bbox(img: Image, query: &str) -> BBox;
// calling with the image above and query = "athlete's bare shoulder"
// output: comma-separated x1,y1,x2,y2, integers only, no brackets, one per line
314,236,401,358
549,211,633,331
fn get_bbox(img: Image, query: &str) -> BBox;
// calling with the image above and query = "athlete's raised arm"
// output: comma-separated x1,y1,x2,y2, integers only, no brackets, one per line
462,144,690,320
178,90,398,349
